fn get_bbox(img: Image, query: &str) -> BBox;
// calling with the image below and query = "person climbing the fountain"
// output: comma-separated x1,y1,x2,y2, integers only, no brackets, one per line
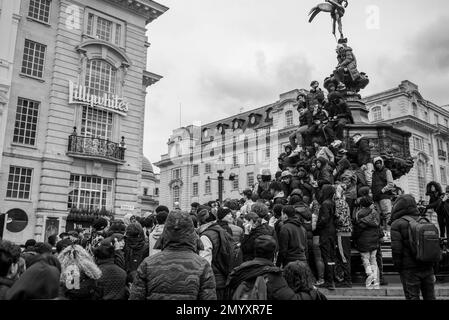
306,81,325,109
334,41,361,91
289,93,313,154
325,91,354,145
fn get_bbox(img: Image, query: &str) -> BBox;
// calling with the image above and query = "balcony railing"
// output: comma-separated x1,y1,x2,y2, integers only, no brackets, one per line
67,127,126,164
438,149,447,159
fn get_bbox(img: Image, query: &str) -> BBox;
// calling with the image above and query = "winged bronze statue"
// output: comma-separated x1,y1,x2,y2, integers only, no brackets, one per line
309,0,348,40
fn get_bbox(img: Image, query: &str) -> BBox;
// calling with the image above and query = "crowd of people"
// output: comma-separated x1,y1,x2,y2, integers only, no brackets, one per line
0,81,446,300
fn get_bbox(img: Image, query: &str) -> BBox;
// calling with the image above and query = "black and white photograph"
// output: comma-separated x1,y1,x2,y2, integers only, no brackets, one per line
0,0,449,309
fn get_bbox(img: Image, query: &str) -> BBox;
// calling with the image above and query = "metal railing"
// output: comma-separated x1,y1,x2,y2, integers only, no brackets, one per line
68,129,125,163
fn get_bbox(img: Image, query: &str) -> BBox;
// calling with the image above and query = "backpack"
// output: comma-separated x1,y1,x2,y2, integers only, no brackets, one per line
232,275,268,300
403,216,442,263
202,225,235,276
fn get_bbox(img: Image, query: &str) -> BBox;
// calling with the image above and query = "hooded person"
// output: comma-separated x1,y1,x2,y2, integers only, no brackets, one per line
149,208,169,257
123,222,149,283
297,166,314,199
227,235,304,300
123,213,136,228
6,253,61,300
277,206,308,268
269,181,287,205
316,184,337,290
372,156,394,233
129,211,216,300
58,244,103,300
390,194,437,300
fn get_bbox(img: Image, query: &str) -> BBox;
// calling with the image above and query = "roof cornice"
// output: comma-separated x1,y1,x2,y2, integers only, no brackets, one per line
103,0,169,24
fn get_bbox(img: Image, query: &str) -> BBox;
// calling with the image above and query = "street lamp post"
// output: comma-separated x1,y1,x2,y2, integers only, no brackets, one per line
217,170,224,204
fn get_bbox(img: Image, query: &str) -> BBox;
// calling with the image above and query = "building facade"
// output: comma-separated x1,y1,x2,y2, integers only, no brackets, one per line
0,0,167,243
364,80,449,201
156,81,449,210
140,155,160,215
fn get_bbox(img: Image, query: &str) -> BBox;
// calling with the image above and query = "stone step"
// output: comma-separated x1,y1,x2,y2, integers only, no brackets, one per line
320,286,449,297
327,295,449,300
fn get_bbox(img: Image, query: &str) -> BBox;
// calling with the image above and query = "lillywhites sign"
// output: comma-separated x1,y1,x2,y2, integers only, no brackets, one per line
68,80,129,116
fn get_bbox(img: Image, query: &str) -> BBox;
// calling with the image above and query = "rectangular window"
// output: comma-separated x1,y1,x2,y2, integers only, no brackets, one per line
172,168,181,180
21,39,46,78
84,10,124,47
6,166,33,199
205,163,211,173
245,152,254,165
154,188,159,196
193,182,198,196
205,180,211,194
413,136,424,151
232,176,239,190
193,165,199,176
441,167,447,185
143,188,148,196
28,0,51,23
247,172,254,188
232,155,238,167
85,59,117,96
81,106,113,140
68,175,113,211
13,98,39,146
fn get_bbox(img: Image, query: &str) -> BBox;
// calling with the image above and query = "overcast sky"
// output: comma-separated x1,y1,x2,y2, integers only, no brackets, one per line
143,0,449,171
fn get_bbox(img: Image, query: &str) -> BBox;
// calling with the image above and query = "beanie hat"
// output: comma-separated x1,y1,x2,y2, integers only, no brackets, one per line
254,235,277,260
92,218,108,231
125,222,144,238
217,207,232,220
251,202,269,220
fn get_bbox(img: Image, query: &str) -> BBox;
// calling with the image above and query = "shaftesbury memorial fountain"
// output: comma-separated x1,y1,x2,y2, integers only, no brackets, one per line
308,0,414,179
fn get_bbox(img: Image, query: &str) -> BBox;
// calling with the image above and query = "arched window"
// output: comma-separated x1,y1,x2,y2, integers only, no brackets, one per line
417,160,426,200
371,106,382,121
285,110,293,127
173,186,180,205
412,103,418,117
85,59,117,96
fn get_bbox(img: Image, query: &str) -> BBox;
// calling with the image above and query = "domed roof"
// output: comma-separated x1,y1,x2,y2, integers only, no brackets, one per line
142,156,154,173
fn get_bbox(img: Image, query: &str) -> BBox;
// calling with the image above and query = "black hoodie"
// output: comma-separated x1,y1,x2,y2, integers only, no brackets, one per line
277,218,307,267
316,185,336,238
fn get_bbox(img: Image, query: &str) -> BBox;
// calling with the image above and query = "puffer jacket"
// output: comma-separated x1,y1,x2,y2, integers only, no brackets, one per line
390,195,435,271
129,211,216,300
353,205,380,253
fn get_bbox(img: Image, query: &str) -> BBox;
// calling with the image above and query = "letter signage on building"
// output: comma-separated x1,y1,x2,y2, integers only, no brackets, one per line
68,80,129,116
